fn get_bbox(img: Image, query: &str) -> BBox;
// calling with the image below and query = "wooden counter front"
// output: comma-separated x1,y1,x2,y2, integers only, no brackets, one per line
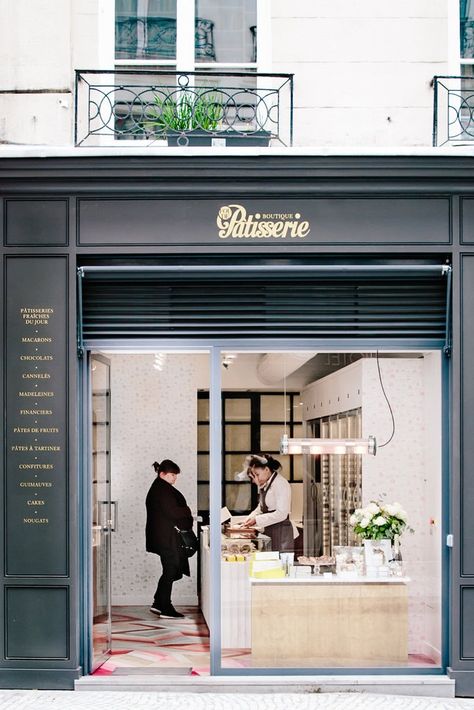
251,579,408,666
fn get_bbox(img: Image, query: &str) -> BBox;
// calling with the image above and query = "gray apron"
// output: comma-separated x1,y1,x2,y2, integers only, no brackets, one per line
259,472,294,552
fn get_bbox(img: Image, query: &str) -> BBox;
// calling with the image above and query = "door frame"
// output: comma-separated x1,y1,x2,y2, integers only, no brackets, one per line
78,340,451,677
80,351,113,674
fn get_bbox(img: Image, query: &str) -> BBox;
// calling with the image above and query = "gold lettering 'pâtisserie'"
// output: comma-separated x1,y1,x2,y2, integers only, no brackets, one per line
217,204,310,239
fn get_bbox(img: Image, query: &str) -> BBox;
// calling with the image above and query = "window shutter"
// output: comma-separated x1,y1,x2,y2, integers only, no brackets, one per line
79,263,450,345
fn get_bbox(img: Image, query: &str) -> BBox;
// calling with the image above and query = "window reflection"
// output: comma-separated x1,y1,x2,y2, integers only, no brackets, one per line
461,0,474,57
115,0,257,63
195,0,257,63
115,0,177,60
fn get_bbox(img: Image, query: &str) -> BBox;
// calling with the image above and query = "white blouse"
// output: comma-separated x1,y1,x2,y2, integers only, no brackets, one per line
248,473,297,537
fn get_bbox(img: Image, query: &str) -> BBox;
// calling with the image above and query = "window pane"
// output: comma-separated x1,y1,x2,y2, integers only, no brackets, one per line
225,398,251,421
220,353,443,673
293,424,304,439
198,395,209,421
225,483,251,512
225,454,249,482
260,424,283,451
198,423,209,451
461,0,474,58
278,454,291,480
198,483,209,511
115,0,177,60
195,0,257,63
293,456,303,481
198,453,209,481
261,395,289,422
225,424,251,450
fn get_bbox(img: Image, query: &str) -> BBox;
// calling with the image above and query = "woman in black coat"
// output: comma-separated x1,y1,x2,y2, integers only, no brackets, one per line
145,459,193,619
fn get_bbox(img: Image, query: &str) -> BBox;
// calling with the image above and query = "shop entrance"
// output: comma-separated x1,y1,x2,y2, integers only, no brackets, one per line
86,349,212,676
83,345,447,678
78,259,450,677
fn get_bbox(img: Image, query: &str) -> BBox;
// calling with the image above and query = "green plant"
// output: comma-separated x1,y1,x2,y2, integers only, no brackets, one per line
350,501,413,541
145,90,224,135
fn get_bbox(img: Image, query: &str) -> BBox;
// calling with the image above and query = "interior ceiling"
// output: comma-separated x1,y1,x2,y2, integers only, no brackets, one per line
289,352,425,388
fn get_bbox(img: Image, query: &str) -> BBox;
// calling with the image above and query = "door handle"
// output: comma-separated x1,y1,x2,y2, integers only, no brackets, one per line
111,500,118,533
97,500,118,532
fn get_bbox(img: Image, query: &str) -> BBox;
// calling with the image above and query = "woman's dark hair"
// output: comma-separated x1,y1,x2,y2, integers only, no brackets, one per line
152,459,180,475
248,454,281,473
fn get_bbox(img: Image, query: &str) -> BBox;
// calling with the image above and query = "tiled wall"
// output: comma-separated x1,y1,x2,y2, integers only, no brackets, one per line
362,354,442,659
302,354,442,659
109,353,202,606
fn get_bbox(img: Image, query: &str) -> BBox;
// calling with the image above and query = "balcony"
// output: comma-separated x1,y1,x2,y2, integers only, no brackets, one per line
433,75,474,146
74,70,293,147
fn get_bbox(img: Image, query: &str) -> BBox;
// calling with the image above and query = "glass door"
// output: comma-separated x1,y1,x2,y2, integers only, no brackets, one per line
90,353,112,671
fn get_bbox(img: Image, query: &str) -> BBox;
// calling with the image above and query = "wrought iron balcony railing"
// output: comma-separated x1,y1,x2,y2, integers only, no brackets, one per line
433,75,474,146
75,69,293,147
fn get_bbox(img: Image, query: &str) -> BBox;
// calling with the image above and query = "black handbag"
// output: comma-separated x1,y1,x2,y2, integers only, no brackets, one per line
175,526,199,558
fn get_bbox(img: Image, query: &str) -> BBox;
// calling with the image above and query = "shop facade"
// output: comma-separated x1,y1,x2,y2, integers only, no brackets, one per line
0,152,473,694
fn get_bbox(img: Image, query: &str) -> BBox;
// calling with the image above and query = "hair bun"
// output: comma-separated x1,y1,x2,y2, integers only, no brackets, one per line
264,454,281,472
152,461,160,471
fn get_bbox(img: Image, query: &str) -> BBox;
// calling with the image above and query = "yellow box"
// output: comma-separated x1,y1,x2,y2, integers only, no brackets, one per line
252,568,286,579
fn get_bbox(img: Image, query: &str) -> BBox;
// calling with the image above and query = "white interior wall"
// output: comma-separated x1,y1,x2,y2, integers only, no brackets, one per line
362,356,442,659
110,353,204,606
422,351,443,664
302,354,442,660
110,350,307,606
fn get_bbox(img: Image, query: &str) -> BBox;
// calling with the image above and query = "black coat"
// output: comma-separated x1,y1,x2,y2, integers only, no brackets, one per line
145,476,193,575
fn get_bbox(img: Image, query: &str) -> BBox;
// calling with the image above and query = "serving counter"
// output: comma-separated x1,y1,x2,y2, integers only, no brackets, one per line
250,577,409,666
200,528,253,648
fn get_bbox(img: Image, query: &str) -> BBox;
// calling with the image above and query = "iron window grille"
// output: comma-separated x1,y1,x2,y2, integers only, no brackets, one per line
74,69,293,146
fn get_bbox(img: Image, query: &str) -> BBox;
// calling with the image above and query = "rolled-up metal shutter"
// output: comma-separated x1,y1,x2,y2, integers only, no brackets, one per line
78,262,451,347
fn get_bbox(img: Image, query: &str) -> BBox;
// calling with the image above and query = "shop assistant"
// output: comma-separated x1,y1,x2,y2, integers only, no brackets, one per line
145,459,193,619
242,454,297,551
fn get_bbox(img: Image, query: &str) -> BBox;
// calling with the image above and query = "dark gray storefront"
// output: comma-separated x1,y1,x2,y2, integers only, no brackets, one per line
0,153,473,693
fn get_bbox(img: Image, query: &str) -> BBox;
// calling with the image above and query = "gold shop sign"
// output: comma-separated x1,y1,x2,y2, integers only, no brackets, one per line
217,204,310,240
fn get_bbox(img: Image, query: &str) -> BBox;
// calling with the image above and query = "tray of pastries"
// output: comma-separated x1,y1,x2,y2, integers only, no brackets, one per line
297,555,336,572
222,523,257,538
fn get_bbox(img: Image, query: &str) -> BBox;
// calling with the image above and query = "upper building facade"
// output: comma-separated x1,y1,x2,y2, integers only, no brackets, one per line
0,0,470,149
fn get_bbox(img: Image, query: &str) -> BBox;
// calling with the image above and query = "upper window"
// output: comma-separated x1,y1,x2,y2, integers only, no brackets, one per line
116,0,177,60
194,1,256,64
115,0,257,65
461,0,474,58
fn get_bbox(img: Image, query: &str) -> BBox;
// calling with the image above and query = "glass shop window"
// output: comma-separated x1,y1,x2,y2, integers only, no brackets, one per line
219,350,443,673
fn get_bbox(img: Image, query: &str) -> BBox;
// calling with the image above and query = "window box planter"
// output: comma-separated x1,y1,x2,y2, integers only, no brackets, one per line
166,129,271,147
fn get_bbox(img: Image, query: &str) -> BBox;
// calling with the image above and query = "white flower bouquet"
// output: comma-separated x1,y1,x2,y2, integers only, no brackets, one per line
349,501,411,541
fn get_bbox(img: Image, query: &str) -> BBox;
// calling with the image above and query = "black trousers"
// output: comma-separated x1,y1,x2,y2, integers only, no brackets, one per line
154,552,183,611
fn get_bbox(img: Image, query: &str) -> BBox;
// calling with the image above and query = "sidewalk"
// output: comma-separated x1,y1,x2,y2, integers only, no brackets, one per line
0,692,474,710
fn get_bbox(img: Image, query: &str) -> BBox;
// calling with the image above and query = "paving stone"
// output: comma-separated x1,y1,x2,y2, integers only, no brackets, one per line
1,692,474,710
